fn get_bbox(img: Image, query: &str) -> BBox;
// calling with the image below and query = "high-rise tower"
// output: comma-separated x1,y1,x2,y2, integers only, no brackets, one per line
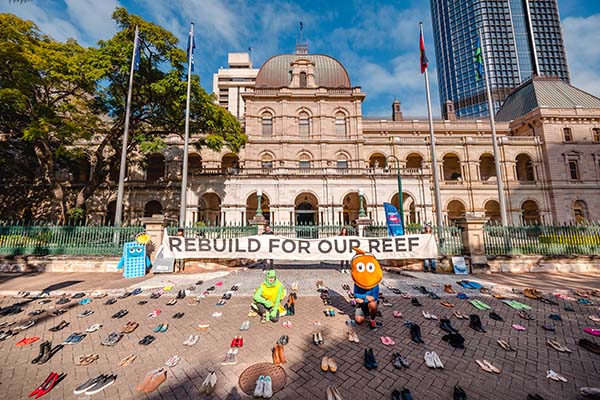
430,0,570,119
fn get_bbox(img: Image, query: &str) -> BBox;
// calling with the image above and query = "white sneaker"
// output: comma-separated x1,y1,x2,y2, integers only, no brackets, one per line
86,324,102,332
432,351,444,369
262,376,273,398
253,375,265,397
424,351,435,368
188,335,199,346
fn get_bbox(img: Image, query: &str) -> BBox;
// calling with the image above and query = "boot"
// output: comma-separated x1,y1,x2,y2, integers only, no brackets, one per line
32,341,50,364
469,315,486,333
454,385,468,400
410,324,424,343
277,344,286,364
272,346,281,365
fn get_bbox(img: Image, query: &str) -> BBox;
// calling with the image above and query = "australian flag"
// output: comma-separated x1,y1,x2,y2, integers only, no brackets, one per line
186,25,195,72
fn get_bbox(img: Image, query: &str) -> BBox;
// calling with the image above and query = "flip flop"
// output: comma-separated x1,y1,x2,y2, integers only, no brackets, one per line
583,328,600,336
512,324,526,331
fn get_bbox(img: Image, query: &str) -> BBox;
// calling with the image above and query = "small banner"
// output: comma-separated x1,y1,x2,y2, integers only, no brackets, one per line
383,202,404,236
162,232,437,261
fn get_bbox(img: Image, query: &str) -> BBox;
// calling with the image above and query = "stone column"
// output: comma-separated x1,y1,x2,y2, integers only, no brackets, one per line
355,217,373,237
140,214,167,261
456,215,487,256
250,218,267,234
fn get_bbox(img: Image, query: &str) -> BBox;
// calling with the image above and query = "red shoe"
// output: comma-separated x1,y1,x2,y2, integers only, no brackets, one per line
17,337,40,347
34,372,65,398
29,372,55,397
238,336,243,347
230,336,238,347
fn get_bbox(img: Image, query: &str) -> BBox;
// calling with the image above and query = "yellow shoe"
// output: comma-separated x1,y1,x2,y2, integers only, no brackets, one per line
163,286,173,291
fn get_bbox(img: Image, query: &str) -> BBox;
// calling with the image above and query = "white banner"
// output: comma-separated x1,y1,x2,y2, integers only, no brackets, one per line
162,232,438,261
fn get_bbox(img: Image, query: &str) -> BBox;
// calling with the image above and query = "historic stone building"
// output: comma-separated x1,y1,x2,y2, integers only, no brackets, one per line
87,48,600,227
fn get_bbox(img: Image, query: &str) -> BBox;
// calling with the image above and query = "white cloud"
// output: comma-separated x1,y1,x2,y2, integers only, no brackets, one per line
64,0,120,44
562,13,600,96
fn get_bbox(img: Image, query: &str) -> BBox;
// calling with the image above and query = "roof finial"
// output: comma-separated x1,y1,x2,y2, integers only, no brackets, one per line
296,20,308,54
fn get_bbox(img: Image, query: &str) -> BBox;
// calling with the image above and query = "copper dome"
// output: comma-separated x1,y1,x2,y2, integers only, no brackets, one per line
255,54,351,88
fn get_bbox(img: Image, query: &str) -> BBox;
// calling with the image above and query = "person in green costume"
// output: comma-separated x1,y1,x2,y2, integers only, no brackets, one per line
252,269,287,323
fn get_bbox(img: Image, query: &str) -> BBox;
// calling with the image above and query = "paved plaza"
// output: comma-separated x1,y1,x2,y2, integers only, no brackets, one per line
0,267,599,399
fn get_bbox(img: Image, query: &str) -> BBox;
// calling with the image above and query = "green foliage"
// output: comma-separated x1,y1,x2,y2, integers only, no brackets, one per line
67,207,86,221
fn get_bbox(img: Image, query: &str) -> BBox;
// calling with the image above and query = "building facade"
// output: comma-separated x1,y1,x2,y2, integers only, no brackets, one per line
430,0,570,119
81,47,600,228
212,52,258,120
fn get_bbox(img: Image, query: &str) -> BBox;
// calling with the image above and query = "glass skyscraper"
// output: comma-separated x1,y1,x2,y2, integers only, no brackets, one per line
430,0,570,119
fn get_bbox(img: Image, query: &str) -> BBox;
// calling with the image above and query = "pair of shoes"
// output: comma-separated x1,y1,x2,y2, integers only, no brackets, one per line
364,348,378,370
230,336,243,347
444,284,456,294
121,321,139,334
476,359,501,373
166,298,177,306
222,348,238,365
76,354,99,366
410,324,424,343
49,320,69,332
172,312,185,319
183,335,199,346
453,385,468,400
136,368,167,393
442,333,465,349
198,371,217,396
497,339,515,351
392,388,414,400
392,352,409,368
56,297,70,305
153,323,169,333
422,311,438,320
112,309,129,319
63,332,86,345
313,332,324,345
489,311,503,321
327,386,344,400
276,334,289,345
86,323,102,332
77,309,94,318
101,332,123,346
546,370,567,382
469,314,486,332
165,355,181,367
239,320,250,331
347,331,359,343
272,344,286,365
216,299,227,306
176,290,186,299
253,375,273,398
547,339,571,353
33,341,64,364
453,311,469,320
118,354,137,367
321,356,337,372
15,320,35,331
148,309,161,318
424,351,444,369
439,318,459,334
411,298,422,307
150,291,162,299
578,338,600,354
139,335,156,345
440,301,455,308
29,371,66,398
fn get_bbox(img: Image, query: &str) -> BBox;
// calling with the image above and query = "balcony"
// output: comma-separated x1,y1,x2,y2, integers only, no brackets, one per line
190,166,427,178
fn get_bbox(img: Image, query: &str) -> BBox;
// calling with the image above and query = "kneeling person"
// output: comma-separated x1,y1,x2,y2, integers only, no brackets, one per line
252,270,287,323
351,248,383,331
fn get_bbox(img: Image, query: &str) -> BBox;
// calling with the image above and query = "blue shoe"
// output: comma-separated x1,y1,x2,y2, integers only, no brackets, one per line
79,298,92,305
160,323,169,333
153,324,163,333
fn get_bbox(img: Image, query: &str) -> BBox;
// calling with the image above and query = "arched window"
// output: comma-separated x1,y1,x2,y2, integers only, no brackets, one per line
261,113,273,136
516,154,535,182
188,153,202,174
221,153,239,173
335,112,347,136
446,200,466,224
299,72,307,88
298,112,310,136
298,153,311,172
442,154,461,181
144,200,163,217
146,154,165,182
336,154,349,171
406,153,423,169
484,200,501,223
369,153,386,168
479,154,496,181
261,154,273,172
521,200,541,225
73,158,91,184
573,200,588,223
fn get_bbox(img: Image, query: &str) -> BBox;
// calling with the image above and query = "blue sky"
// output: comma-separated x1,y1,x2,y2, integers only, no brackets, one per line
2,0,599,117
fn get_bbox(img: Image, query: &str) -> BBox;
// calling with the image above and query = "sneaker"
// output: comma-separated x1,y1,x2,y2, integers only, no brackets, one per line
253,375,265,397
263,376,273,398
84,375,117,395
74,375,106,395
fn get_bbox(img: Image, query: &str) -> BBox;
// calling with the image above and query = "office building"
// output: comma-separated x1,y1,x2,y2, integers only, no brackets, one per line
212,52,258,120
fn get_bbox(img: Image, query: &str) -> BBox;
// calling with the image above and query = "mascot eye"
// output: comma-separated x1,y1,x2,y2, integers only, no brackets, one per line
136,248,142,253
356,262,365,272
366,262,375,273
128,248,135,254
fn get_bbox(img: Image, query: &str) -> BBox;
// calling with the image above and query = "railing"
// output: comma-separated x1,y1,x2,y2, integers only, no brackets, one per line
271,224,357,239
484,223,600,255
167,223,258,239
0,223,144,256
192,167,426,177
364,224,464,255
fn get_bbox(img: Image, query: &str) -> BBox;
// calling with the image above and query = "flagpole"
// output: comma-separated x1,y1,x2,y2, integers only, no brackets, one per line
478,28,508,226
115,25,139,227
420,22,444,229
179,22,194,227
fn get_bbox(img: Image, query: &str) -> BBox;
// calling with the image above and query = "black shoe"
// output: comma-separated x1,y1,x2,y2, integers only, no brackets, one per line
84,374,117,395
411,298,422,307
429,292,441,299
400,388,414,400
392,389,402,400
49,320,70,332
105,298,117,305
74,374,107,395
489,311,503,321
56,297,70,305
527,395,545,400
37,343,64,364
454,385,468,400
138,300,148,305
72,292,86,299
439,318,459,334
410,324,424,343
32,341,51,364
442,333,465,349
469,314,486,333
419,286,428,294
368,348,378,369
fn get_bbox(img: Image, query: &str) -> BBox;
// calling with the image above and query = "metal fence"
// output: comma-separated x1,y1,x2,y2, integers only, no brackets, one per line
484,223,600,255
364,224,464,255
270,224,357,239
0,223,144,256
167,223,257,239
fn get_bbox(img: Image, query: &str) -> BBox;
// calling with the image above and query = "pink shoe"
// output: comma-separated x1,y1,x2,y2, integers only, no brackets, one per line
380,336,390,345
393,310,403,318
584,328,600,336
386,336,396,346
148,309,161,318
512,324,526,331
215,281,223,286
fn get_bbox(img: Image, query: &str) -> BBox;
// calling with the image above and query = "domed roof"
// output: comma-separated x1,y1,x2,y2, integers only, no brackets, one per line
255,54,351,88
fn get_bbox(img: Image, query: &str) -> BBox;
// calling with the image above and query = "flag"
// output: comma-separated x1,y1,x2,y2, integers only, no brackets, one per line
299,21,303,31
186,27,195,72
419,30,428,74
384,202,404,236
133,34,141,71
474,37,484,81
248,47,253,52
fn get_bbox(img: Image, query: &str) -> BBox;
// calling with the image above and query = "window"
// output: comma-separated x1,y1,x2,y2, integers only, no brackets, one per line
335,112,347,135
593,128,600,142
146,154,165,183
563,127,573,142
261,154,273,172
298,112,310,136
516,154,535,182
336,159,348,171
299,160,311,171
568,160,580,180
261,113,273,136
573,200,588,223
299,72,307,88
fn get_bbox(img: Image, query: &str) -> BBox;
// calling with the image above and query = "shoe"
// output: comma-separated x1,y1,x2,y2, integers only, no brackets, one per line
366,348,377,370
489,311,503,321
439,318,459,334
49,320,70,332
410,324,424,343
104,298,117,305
139,335,156,345
411,298,422,307
454,385,468,400
327,357,337,372
74,374,107,395
444,285,456,294
442,333,465,349
400,388,413,400
63,332,86,345
31,341,51,364
16,336,40,347
431,351,444,368
84,375,117,395
546,370,567,382
578,338,600,354
118,354,137,367
253,375,266,397
101,332,123,346
165,355,181,367
424,351,435,368
144,369,167,393
77,309,94,318
469,314,486,332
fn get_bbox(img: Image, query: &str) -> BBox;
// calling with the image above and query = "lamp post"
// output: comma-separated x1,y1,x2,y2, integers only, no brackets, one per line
387,155,404,225
358,189,366,218
256,189,263,218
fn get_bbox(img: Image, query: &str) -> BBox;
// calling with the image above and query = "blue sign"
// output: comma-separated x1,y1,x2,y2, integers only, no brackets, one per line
384,202,404,236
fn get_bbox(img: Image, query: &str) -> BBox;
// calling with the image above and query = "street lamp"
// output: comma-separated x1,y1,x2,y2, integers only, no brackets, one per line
387,155,404,226
358,189,366,218
256,189,263,218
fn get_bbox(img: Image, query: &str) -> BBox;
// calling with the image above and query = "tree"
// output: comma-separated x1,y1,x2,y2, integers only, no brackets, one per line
0,10,245,222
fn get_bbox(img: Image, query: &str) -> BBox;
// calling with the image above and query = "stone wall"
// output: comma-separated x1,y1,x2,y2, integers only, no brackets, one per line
0,256,121,273
486,255,600,273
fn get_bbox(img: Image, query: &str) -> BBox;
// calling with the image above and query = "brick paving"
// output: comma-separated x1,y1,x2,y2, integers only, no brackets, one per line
0,269,598,399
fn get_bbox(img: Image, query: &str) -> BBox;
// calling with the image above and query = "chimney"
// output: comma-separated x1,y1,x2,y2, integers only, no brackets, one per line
392,99,403,121
445,100,456,121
